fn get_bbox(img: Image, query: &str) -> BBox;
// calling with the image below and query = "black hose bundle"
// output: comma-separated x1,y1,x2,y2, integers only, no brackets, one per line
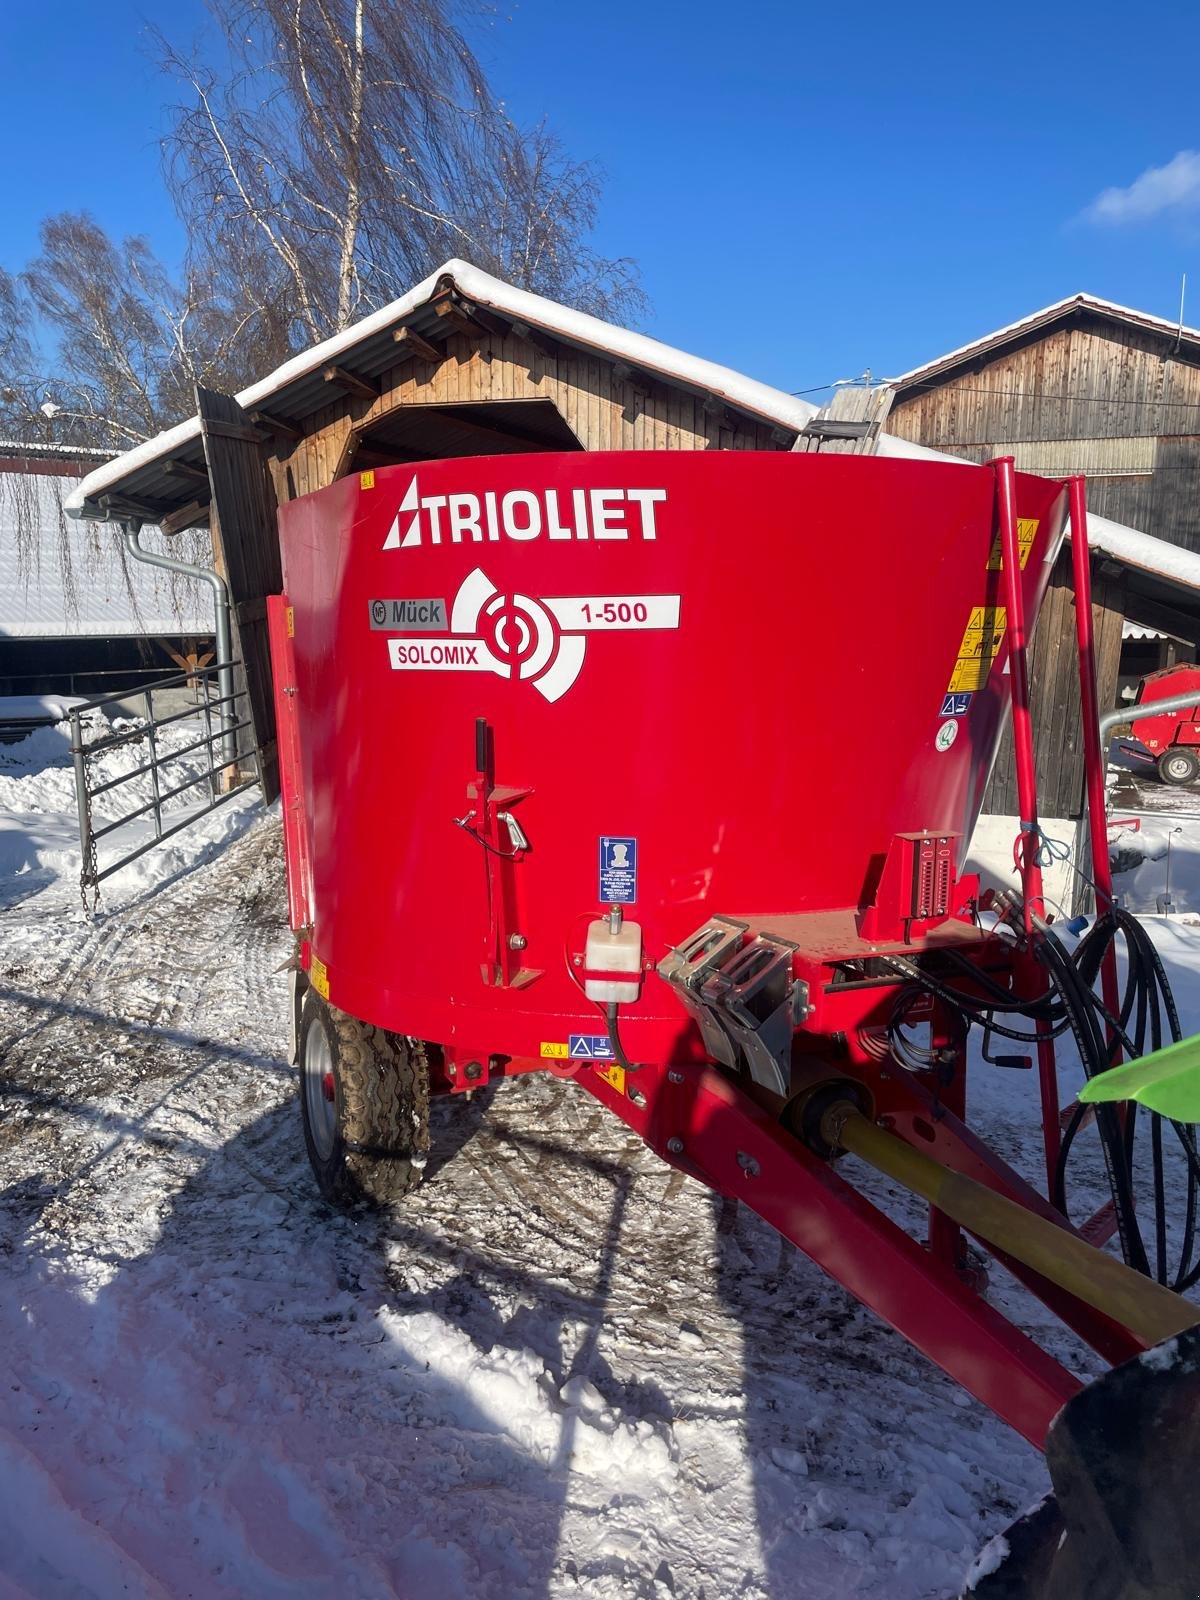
883,911,1200,1291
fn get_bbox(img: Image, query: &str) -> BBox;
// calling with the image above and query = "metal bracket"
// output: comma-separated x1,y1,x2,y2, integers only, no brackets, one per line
659,917,800,1096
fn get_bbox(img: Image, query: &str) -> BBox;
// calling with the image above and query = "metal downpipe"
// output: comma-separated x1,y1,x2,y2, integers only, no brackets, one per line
122,524,237,774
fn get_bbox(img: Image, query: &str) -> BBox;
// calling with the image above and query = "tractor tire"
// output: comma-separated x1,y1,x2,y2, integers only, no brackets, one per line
298,989,430,1207
1157,747,1200,786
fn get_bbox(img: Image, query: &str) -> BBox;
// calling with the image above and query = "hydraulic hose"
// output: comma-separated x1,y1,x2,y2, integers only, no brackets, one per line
886,906,1200,1290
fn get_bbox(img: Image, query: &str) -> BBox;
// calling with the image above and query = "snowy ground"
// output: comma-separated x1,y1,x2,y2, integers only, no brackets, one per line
2,724,1200,1599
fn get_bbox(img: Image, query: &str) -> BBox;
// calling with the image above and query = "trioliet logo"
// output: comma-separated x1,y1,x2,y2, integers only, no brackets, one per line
382,475,667,550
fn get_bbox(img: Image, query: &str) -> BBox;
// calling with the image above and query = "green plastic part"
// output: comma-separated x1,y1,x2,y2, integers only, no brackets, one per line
1079,1035,1200,1123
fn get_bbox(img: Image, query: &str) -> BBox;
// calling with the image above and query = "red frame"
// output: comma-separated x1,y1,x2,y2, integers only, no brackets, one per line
266,459,1151,1451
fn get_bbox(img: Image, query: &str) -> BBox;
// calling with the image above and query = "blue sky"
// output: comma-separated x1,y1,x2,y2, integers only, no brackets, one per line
2,0,1198,397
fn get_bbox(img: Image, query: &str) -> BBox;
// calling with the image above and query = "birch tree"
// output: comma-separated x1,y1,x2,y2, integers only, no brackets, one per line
161,0,644,347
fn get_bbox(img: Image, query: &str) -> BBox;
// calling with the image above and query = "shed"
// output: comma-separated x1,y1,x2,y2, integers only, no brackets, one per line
0,443,214,699
884,292,1200,552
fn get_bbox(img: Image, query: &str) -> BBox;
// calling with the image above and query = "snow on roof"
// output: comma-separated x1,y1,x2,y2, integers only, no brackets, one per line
892,292,1200,389
874,430,1200,595
67,260,818,516
1,470,212,637
0,440,112,461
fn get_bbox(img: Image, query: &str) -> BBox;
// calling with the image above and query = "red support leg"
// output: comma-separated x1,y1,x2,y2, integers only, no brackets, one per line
993,457,1060,1191
648,1063,1082,1449
1068,475,1123,1052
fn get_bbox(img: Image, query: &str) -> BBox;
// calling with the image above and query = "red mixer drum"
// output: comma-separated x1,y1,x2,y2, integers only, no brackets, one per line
274,450,1067,1063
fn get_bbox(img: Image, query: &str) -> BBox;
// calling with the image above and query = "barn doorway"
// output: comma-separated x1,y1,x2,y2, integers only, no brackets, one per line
340,398,584,476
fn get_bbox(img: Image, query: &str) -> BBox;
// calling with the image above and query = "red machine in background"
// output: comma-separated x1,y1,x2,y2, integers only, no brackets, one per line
1129,663,1200,785
268,451,1200,1599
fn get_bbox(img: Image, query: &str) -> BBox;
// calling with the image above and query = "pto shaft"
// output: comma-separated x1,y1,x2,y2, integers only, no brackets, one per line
823,1104,1200,1349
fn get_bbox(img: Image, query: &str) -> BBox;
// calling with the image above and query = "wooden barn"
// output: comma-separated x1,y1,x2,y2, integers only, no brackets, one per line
812,294,1200,817
65,260,815,800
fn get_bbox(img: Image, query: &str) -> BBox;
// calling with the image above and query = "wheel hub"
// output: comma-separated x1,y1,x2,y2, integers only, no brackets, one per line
303,1020,338,1160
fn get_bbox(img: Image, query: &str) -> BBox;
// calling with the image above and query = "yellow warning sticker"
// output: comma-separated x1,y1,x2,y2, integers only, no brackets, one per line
540,1041,569,1059
311,954,329,1000
594,1062,627,1095
359,469,376,490
948,606,1007,692
286,605,295,638
986,517,1039,572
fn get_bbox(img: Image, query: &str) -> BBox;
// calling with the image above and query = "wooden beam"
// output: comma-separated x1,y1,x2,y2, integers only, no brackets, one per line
510,319,558,358
1117,590,1200,647
433,298,482,339
98,492,165,521
233,596,268,627
163,458,211,487
459,301,510,339
248,409,304,442
160,499,211,537
323,365,378,402
392,324,444,363
201,418,266,445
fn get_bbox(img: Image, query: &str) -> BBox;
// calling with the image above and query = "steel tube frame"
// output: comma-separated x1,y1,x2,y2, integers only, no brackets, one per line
1099,689,1200,743
1068,478,1123,1051
993,457,1061,1191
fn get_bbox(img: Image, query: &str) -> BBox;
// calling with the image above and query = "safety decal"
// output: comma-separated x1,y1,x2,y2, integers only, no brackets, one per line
310,954,329,1000
286,605,295,639
569,1034,615,1060
359,469,376,490
599,836,638,904
935,718,959,753
384,566,680,703
947,606,1007,693
940,691,972,717
985,517,1039,572
540,1041,569,1059
593,1062,627,1095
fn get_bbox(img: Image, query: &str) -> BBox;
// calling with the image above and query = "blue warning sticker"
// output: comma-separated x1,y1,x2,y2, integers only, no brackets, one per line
940,691,973,718
569,1034,615,1060
599,836,638,904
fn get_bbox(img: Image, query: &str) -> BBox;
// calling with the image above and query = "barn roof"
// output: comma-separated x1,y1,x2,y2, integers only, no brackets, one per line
66,260,818,521
0,469,211,638
892,292,1200,392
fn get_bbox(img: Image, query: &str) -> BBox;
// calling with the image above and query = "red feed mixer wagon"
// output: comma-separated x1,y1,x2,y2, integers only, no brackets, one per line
267,450,1200,1597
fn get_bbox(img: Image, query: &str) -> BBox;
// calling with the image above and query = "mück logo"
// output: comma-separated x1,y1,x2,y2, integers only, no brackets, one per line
385,567,681,702
382,475,667,550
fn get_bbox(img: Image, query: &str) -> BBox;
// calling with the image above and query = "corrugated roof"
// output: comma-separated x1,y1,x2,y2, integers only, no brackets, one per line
892,292,1200,390
1,471,212,638
67,259,818,520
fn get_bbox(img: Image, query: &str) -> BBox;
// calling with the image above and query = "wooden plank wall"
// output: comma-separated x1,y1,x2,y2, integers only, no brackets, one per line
984,555,1124,819
885,318,1200,551
264,328,785,508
